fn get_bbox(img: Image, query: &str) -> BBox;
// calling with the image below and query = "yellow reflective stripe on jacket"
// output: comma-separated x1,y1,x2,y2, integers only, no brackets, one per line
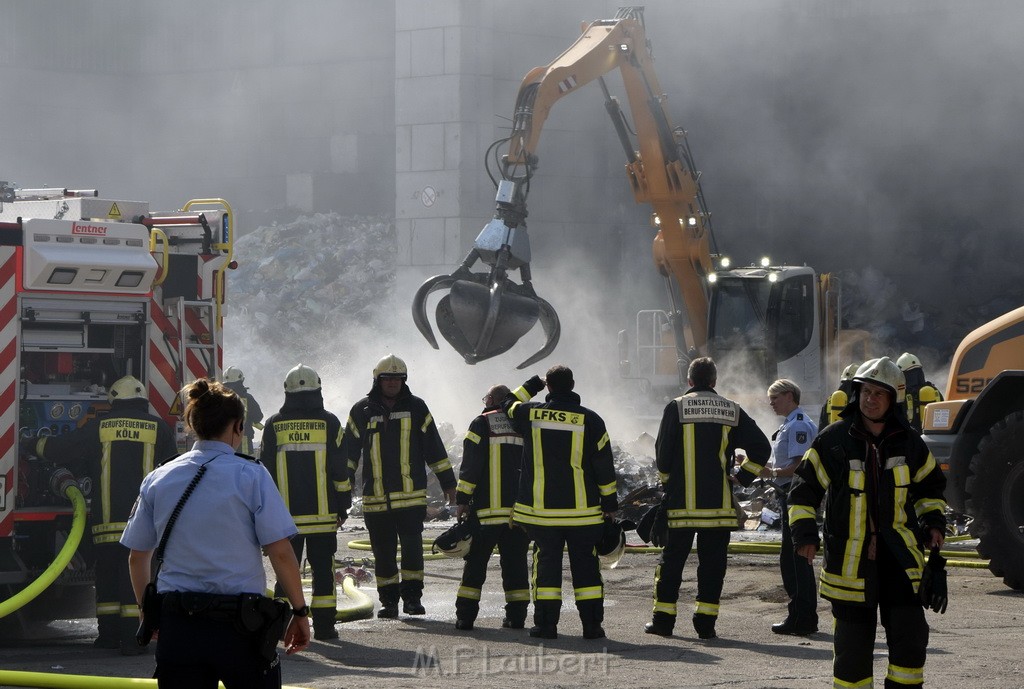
683,424,697,508
531,425,545,509
512,385,532,402
789,503,817,525
488,445,501,510
334,478,351,492
913,452,938,483
399,413,413,493
421,413,434,433
513,503,603,527
570,422,586,509
820,569,865,603
914,497,946,518
599,481,616,497
429,458,453,473
457,479,476,495
597,432,609,451
465,430,482,444
804,447,831,490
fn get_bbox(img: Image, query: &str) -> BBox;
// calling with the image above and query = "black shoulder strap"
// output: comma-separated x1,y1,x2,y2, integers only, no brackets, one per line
150,454,221,582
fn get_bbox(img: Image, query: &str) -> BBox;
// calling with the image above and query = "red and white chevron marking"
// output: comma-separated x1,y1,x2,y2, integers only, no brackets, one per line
0,248,19,537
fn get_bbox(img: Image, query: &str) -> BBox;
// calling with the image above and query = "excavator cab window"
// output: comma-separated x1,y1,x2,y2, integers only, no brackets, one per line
771,275,815,361
708,278,770,351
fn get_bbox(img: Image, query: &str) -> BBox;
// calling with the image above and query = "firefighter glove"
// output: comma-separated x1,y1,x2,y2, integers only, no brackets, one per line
523,375,546,396
919,546,948,614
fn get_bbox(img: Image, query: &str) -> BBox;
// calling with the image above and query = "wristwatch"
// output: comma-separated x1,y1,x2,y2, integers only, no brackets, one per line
291,604,310,618
771,468,779,478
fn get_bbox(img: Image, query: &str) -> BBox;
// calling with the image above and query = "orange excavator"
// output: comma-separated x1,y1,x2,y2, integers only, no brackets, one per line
413,7,862,404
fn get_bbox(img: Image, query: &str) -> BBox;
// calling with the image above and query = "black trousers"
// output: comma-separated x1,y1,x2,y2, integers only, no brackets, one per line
652,528,730,628
779,494,818,625
525,523,604,628
365,506,426,605
455,523,530,623
274,532,337,633
155,610,281,689
832,544,929,688
94,540,137,645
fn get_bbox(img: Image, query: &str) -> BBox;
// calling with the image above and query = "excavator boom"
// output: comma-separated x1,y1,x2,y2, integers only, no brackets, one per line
412,7,713,368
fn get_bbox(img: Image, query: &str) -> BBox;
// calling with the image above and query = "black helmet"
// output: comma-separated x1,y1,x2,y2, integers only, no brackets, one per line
637,503,668,547
431,515,480,559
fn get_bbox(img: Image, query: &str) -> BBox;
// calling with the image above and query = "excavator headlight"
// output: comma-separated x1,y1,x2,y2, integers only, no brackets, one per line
767,272,778,283
719,257,731,269
760,256,771,268
652,214,661,226
708,272,718,283
688,216,697,227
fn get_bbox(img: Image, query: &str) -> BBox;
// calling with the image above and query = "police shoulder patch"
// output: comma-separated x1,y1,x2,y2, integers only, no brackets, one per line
796,432,808,444
797,413,804,420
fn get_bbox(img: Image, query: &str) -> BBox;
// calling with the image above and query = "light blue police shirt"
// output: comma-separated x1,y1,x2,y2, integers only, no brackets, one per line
770,406,817,487
120,439,298,595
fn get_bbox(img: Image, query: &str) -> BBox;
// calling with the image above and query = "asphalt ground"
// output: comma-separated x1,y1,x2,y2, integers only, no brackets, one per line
1,521,1022,689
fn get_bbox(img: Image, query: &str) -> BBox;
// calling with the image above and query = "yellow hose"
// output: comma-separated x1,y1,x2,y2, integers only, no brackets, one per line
0,671,307,689
0,485,87,619
334,574,374,622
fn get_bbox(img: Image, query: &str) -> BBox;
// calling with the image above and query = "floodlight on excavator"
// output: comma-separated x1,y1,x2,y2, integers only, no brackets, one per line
412,178,560,370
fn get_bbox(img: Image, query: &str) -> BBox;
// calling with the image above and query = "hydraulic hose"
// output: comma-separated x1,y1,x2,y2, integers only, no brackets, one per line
0,672,308,689
0,470,87,619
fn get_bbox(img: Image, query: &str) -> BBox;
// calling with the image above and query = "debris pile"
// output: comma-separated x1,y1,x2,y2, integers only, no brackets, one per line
228,213,396,361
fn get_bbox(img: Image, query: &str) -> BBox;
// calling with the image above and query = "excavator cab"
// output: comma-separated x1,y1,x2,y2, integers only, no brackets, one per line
412,179,561,369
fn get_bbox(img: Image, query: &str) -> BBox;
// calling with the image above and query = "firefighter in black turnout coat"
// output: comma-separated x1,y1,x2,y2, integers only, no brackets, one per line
29,375,176,653
645,357,771,640
453,384,530,631
222,365,264,454
342,354,457,618
788,357,946,688
502,365,618,641
260,363,351,641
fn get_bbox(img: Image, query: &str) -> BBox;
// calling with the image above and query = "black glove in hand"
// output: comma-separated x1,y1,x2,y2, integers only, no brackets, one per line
523,375,546,396
919,546,948,614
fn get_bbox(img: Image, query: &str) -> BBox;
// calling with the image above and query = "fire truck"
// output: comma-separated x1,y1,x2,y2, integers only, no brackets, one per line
0,181,232,633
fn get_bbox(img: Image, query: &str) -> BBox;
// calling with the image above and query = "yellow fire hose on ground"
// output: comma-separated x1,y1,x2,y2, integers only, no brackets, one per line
0,672,309,689
344,535,990,570
0,471,86,620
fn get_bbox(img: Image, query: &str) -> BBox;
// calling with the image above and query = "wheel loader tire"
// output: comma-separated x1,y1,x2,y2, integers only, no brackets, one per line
964,410,1024,591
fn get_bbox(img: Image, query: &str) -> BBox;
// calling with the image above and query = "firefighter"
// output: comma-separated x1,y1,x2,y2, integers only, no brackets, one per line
222,366,264,454
819,362,859,428
342,354,457,618
789,357,947,688
644,357,771,640
761,379,819,636
897,352,944,433
501,365,618,640
453,384,530,632
260,364,351,641
27,375,176,654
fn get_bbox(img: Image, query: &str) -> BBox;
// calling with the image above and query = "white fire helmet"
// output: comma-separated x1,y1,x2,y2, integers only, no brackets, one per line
896,352,922,372
373,354,408,380
431,519,476,559
853,357,906,405
108,376,146,403
284,364,321,393
223,366,244,383
841,363,860,382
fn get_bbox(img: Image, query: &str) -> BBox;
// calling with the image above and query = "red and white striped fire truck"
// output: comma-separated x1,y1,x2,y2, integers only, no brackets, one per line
0,181,232,631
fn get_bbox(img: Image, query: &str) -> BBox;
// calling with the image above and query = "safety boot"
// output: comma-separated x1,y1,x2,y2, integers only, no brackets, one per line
692,613,717,640
377,604,399,619
502,617,526,629
402,599,426,615
528,625,557,639
455,618,474,631
582,624,606,639
645,612,675,637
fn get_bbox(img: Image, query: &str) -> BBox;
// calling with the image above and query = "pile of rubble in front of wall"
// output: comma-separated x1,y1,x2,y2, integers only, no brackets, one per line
228,212,396,361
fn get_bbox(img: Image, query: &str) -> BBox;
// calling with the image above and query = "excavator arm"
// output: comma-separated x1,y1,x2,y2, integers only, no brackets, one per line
413,7,715,368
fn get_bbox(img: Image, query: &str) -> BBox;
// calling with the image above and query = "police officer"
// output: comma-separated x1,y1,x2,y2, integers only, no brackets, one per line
122,378,310,687
29,375,175,654
453,384,530,631
260,364,350,641
761,379,819,636
819,363,859,428
897,352,944,433
644,357,770,640
342,354,456,618
223,366,264,454
789,357,947,688
502,365,618,640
